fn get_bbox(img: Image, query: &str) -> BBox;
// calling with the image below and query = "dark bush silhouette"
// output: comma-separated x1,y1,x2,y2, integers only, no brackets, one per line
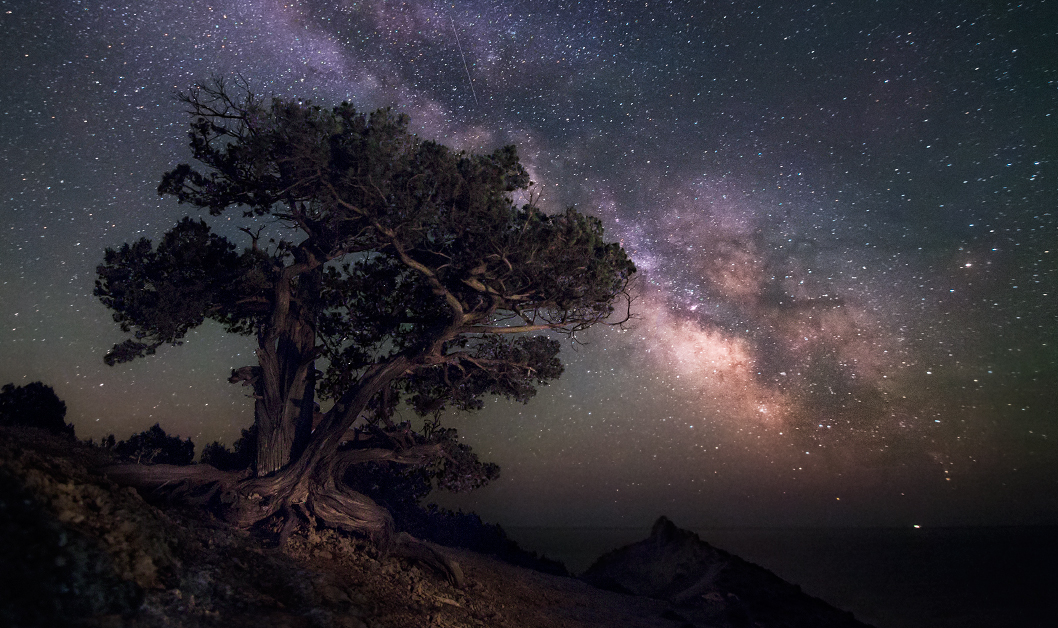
112,424,194,465
0,382,74,438
397,503,568,576
200,425,257,471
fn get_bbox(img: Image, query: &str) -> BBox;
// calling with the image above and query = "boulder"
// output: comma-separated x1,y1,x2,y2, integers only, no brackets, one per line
581,516,873,628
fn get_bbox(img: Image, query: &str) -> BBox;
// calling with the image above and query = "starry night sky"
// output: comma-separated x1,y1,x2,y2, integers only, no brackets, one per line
2,0,1056,528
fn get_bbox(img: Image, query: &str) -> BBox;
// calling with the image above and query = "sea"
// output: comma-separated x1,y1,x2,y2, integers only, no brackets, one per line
504,525,1058,628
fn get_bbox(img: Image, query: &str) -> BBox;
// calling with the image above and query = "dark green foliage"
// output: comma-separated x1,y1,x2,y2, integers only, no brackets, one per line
344,460,432,515
200,425,257,471
96,79,632,396
403,336,564,419
112,424,194,466
0,382,73,438
420,425,501,493
343,425,498,507
95,218,267,365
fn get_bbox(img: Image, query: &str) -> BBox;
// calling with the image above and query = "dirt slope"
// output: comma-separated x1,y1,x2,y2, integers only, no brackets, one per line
0,427,684,628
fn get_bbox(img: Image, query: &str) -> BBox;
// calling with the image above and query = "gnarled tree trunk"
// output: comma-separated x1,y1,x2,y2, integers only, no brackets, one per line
252,325,316,476
249,254,322,476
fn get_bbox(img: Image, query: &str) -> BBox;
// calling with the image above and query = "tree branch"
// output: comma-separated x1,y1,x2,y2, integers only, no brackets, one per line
465,323,566,334
335,443,443,468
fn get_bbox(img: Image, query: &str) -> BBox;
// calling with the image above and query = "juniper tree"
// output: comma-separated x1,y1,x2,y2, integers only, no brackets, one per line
95,78,634,554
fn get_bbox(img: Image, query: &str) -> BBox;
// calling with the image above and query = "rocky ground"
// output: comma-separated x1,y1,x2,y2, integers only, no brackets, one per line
0,426,873,628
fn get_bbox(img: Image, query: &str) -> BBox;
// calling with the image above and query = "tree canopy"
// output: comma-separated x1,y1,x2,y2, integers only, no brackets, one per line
94,79,634,550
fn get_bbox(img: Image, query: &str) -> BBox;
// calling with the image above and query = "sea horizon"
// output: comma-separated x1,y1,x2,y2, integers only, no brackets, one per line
504,524,1058,628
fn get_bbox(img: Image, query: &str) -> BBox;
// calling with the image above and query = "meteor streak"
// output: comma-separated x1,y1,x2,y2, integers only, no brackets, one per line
450,17,479,107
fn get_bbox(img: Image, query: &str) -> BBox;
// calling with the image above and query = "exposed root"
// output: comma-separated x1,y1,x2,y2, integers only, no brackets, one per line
308,486,393,539
102,462,247,489
392,532,466,589
103,463,247,508
277,504,300,546
102,461,467,587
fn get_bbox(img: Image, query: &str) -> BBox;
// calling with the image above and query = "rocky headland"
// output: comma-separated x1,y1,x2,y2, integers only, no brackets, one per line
582,515,872,628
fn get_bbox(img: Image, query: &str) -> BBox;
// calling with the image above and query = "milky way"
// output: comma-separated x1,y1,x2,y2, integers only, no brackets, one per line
2,0,1055,527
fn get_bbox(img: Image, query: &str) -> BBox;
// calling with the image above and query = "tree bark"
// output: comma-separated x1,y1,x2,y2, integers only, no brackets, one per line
254,326,316,475
252,258,321,476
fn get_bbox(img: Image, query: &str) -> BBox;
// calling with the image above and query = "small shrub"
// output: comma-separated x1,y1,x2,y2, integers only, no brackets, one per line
113,424,194,465
0,382,74,438
200,425,256,471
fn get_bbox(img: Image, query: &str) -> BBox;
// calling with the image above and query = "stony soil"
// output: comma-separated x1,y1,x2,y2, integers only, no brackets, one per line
0,427,686,628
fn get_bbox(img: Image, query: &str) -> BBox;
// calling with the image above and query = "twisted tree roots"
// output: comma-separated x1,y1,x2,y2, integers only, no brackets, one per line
102,462,465,587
